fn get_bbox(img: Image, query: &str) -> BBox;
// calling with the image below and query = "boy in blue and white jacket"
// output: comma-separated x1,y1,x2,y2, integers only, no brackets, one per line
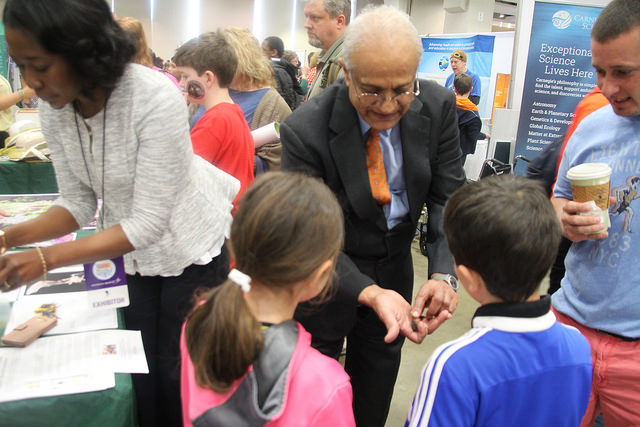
406,175,592,427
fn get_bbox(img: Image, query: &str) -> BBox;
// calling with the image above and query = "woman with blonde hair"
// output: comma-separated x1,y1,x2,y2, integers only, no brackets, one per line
225,27,291,174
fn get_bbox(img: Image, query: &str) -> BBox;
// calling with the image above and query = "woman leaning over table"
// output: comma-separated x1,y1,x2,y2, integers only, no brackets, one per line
0,1,239,426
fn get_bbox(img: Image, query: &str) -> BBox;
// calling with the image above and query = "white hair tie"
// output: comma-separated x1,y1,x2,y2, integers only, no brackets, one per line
228,268,251,293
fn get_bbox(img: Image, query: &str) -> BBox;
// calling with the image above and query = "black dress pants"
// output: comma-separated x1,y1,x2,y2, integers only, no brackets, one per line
123,246,229,427
299,222,415,427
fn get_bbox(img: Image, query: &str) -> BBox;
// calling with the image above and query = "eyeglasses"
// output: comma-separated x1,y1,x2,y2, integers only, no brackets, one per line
353,79,420,106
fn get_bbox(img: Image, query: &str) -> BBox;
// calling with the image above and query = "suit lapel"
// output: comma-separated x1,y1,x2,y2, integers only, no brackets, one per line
401,97,431,224
328,87,387,227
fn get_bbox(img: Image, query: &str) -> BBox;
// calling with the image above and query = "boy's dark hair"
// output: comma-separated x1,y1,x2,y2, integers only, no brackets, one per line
174,30,238,87
443,175,561,302
264,36,285,57
3,0,135,97
453,73,473,96
592,0,640,43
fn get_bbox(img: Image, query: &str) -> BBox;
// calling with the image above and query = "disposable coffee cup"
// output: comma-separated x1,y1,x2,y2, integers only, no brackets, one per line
567,163,612,231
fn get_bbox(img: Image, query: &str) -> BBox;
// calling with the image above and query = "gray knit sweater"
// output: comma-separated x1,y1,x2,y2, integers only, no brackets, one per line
40,64,239,276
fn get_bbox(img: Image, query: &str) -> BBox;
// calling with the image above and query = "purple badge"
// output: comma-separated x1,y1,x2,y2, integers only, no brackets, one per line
84,256,129,309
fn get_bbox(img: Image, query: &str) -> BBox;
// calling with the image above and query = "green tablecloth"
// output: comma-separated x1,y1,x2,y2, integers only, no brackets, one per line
0,374,136,427
0,311,136,427
0,160,58,194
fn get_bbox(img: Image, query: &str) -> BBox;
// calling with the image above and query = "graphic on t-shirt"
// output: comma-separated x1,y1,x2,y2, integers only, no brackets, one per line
610,176,640,232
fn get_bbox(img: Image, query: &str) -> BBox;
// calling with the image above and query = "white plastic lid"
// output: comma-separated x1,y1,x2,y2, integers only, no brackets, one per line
567,163,612,180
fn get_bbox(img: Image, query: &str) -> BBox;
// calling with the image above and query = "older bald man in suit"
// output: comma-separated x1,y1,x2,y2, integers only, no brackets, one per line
281,6,466,427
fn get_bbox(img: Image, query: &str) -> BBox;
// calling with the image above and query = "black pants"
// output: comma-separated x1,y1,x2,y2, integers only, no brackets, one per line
299,222,415,427
123,246,229,427
548,237,572,295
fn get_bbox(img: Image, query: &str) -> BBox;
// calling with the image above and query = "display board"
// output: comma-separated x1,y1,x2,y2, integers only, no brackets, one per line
418,34,495,118
513,1,603,161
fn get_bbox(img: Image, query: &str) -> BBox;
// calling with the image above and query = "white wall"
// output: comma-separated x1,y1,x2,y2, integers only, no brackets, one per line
408,0,447,34
112,0,254,62
108,0,473,63
443,0,495,34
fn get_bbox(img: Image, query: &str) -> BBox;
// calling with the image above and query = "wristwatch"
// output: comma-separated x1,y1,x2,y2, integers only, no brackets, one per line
431,273,459,292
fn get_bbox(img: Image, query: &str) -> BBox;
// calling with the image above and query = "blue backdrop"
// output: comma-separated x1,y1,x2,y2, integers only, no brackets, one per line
513,1,603,166
418,35,495,118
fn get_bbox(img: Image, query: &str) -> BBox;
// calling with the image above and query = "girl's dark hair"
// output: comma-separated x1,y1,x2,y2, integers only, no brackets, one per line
3,0,136,96
185,172,344,393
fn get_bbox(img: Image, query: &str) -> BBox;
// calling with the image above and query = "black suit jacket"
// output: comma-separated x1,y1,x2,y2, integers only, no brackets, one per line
281,80,466,341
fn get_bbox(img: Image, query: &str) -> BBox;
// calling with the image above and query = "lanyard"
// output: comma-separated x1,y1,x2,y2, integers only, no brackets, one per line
73,99,108,230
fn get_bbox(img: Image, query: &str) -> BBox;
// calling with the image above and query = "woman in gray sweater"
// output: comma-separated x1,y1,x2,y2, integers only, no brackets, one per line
0,1,238,426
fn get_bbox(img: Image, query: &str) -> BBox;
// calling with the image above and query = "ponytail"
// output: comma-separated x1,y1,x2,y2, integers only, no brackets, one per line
185,171,344,393
184,279,263,393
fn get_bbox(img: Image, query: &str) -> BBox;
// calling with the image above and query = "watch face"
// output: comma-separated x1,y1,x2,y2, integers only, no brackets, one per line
434,274,458,290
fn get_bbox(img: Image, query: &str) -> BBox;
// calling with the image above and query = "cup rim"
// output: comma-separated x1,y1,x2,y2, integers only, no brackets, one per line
567,162,612,181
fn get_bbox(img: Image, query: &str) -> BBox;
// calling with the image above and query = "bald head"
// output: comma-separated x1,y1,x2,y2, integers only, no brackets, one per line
342,5,422,73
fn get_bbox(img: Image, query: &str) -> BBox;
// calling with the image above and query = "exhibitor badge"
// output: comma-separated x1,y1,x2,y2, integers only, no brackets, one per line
83,256,129,309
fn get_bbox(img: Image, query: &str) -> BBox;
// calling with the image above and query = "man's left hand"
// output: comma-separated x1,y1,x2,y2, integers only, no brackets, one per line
411,279,458,335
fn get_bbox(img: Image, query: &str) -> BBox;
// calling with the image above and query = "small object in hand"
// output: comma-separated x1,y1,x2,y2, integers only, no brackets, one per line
411,317,419,332
1,315,57,347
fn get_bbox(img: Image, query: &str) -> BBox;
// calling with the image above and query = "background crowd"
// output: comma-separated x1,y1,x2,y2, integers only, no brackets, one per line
0,0,638,426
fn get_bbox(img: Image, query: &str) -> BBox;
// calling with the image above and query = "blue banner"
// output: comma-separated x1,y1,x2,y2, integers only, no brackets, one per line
514,1,603,164
418,35,495,117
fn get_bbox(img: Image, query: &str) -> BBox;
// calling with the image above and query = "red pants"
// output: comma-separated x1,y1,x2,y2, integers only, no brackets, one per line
553,308,640,427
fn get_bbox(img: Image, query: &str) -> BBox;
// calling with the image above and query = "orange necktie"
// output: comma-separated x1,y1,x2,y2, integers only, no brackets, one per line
365,130,391,205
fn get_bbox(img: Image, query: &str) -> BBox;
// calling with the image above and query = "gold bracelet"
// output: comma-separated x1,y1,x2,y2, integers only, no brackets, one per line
0,229,7,255
35,247,47,281
18,89,24,102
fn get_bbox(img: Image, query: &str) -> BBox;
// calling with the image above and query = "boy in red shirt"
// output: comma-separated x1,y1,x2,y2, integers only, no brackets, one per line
174,31,254,211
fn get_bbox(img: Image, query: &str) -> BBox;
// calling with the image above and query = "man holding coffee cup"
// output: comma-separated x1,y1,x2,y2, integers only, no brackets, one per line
550,1,640,425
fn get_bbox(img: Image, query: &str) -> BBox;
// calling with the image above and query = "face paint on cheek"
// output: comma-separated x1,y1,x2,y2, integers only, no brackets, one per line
187,80,205,99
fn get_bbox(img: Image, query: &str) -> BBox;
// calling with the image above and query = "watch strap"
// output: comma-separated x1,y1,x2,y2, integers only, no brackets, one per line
431,273,459,291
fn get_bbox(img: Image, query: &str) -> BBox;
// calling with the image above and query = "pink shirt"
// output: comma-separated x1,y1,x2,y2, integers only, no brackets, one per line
181,321,355,427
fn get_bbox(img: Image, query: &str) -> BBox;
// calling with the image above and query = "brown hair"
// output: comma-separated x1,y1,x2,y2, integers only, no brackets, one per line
117,16,153,67
592,0,640,43
443,175,561,302
173,30,238,87
453,73,473,96
184,171,344,392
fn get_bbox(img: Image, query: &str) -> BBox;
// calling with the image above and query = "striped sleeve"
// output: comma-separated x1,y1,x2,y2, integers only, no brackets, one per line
405,328,490,427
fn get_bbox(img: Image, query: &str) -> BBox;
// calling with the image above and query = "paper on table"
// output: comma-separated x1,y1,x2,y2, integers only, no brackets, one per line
0,329,148,402
6,292,118,335
0,370,114,403
0,286,22,303
251,122,280,148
